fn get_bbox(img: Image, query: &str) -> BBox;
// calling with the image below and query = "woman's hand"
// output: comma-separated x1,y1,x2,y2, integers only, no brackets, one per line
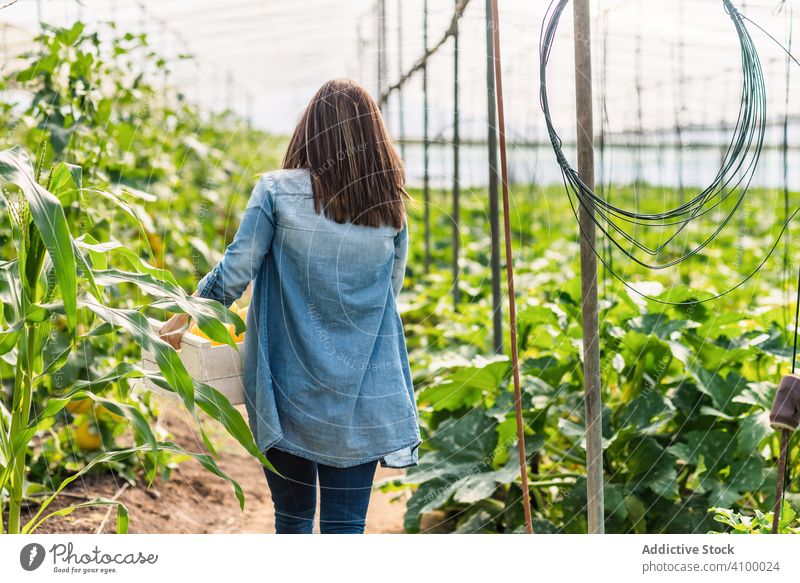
159,313,190,350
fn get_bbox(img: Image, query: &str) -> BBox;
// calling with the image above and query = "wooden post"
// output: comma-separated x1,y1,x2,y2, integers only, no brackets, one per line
485,0,502,353
573,0,605,534
452,0,461,309
771,429,791,534
423,0,431,274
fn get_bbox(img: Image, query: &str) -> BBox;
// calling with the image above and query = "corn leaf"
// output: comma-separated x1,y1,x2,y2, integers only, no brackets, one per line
80,295,195,409
0,147,77,329
24,499,129,535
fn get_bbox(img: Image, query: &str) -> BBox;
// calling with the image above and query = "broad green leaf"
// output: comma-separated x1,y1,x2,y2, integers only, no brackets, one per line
419,358,510,412
92,269,243,346
55,389,158,467
80,295,195,409
48,163,81,204
0,320,24,355
0,147,76,329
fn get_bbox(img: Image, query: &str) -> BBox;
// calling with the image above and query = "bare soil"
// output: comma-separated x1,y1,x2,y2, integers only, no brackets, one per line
22,400,409,534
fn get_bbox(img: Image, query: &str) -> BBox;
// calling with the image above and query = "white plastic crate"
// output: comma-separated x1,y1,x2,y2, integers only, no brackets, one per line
140,320,245,405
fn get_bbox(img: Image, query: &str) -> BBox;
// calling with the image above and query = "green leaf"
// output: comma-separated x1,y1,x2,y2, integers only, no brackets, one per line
57,362,276,473
24,499,128,535
116,504,129,534
669,430,735,474
0,320,24,355
625,494,648,533
403,477,455,533
0,147,76,329
193,381,276,472
58,21,85,45
48,162,81,204
429,414,498,465
92,269,243,346
32,387,158,466
727,457,766,493
419,357,510,412
74,237,177,286
736,412,771,454
79,296,195,409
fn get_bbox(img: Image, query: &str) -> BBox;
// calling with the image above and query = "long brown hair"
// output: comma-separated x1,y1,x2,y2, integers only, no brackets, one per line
283,79,408,229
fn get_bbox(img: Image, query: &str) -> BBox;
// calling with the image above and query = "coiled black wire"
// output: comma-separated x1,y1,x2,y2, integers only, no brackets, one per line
539,0,800,305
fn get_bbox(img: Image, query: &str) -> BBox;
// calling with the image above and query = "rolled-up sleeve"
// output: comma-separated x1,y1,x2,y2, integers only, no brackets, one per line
197,175,275,307
391,222,408,298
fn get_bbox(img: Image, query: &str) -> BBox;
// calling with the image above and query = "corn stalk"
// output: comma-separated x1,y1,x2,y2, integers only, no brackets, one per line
0,147,272,534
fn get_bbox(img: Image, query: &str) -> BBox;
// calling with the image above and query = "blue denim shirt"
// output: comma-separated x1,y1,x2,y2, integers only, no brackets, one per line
197,169,420,468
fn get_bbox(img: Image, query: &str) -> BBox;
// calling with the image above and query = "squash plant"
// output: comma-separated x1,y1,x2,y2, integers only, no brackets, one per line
710,503,800,534
387,185,797,533
0,146,271,534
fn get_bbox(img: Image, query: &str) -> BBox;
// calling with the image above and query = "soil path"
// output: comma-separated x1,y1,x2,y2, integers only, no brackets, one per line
27,400,409,534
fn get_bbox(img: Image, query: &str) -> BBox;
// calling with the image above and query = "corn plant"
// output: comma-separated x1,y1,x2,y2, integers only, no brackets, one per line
0,146,271,534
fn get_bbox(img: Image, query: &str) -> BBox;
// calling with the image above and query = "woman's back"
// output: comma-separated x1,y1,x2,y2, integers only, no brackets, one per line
271,168,398,322
207,168,419,469
161,78,420,532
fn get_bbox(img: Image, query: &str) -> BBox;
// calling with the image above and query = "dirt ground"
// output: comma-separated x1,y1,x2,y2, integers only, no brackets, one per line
23,400,410,534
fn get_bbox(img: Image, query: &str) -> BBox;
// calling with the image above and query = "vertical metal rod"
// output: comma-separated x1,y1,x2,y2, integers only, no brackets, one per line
781,7,793,327
452,0,460,309
356,20,367,83
675,0,685,201
771,429,791,534
396,0,406,161
573,0,605,535
485,0,502,354
423,0,431,273
377,0,386,102
225,70,234,113
634,4,643,186
490,0,533,535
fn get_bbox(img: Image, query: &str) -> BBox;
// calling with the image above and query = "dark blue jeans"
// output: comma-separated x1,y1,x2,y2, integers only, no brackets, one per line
263,448,378,534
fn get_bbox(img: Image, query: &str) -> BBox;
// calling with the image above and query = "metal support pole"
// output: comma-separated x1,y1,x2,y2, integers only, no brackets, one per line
485,0,502,354
423,0,431,273
357,22,366,84
781,6,793,324
452,0,460,309
490,0,533,534
675,0,686,201
377,0,386,102
225,70,234,113
396,0,406,161
573,0,605,535
634,5,643,186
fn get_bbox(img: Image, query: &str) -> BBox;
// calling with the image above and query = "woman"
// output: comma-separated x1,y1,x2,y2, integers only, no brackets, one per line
159,79,420,534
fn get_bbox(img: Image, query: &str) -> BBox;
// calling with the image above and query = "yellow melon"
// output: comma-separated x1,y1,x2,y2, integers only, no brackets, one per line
75,421,102,451
66,398,92,414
